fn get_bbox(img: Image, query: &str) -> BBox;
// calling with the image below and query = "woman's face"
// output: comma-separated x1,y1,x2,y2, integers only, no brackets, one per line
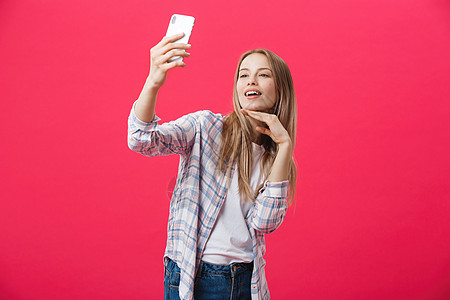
236,53,277,113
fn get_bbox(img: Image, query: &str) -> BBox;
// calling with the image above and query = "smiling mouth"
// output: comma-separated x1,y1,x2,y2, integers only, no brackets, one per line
245,91,262,97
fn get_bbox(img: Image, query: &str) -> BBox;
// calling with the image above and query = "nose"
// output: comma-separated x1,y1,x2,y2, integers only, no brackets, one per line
247,74,257,85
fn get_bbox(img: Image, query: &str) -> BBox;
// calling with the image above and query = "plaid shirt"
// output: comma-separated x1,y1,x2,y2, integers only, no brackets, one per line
128,103,289,300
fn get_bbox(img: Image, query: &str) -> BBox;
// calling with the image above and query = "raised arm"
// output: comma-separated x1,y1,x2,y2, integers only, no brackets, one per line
135,33,191,122
242,109,294,182
242,109,293,233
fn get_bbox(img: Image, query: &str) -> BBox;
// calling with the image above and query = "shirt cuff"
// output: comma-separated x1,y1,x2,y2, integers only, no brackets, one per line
130,100,161,130
263,180,289,198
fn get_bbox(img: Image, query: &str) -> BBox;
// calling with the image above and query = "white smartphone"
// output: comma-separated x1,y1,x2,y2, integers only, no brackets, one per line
165,14,195,63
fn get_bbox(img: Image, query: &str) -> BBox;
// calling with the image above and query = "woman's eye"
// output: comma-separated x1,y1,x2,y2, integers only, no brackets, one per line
239,74,248,78
260,73,270,77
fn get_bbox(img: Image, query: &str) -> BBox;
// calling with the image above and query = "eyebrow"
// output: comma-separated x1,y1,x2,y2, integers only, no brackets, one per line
239,67,272,72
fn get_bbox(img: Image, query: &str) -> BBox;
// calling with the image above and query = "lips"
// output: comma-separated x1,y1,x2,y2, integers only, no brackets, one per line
244,89,262,98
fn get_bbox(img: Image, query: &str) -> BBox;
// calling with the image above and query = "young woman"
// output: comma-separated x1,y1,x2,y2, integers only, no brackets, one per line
128,33,297,300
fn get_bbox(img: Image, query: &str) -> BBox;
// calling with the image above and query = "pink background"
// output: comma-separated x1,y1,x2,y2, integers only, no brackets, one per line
1,0,450,299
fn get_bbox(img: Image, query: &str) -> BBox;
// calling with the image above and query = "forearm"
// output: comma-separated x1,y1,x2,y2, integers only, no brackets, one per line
134,78,159,123
267,141,293,182
250,181,289,233
252,142,291,233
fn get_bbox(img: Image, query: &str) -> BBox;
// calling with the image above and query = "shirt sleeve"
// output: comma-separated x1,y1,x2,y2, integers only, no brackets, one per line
249,180,289,234
127,101,201,157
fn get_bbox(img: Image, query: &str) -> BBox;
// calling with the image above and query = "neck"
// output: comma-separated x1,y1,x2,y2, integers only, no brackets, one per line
247,117,265,145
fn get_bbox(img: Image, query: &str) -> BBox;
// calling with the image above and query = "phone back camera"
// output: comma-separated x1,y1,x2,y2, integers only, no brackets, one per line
171,15,176,24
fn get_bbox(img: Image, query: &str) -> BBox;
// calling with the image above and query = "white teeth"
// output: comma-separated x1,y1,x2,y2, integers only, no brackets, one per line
245,91,261,96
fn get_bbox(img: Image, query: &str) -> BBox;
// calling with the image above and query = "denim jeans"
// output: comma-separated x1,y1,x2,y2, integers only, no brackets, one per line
164,258,253,300
164,258,182,300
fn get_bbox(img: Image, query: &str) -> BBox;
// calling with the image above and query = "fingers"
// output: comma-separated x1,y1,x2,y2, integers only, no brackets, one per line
160,49,191,64
160,42,192,56
151,35,192,70
146,34,192,88
152,44,191,61
160,32,185,44
160,59,187,72
241,109,291,145
153,33,185,51
241,109,275,125
153,33,191,58
255,126,271,136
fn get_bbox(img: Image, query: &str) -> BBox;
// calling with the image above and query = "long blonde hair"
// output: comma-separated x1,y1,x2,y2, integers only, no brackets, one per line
218,49,297,204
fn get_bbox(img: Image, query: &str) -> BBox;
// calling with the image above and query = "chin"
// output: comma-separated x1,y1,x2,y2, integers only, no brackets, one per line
251,107,272,113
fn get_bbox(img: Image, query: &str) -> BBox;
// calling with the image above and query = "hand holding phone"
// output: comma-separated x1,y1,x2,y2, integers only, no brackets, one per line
165,14,195,62
135,15,195,122
146,15,194,89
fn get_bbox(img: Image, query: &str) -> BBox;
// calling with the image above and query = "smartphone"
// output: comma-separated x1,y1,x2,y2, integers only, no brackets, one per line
165,14,195,63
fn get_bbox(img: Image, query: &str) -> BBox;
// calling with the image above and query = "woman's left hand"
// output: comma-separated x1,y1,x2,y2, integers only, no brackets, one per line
241,109,292,148
242,109,294,182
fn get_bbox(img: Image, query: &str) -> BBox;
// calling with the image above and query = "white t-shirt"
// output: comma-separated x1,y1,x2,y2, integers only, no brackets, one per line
202,143,265,265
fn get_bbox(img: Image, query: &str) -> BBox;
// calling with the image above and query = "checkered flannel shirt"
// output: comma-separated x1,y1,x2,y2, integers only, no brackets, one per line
128,102,289,300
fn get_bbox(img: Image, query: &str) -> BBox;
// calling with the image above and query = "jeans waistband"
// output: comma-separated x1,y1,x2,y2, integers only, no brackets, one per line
197,260,253,276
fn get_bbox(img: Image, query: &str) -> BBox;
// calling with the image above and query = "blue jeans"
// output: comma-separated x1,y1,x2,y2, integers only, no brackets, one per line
164,258,253,300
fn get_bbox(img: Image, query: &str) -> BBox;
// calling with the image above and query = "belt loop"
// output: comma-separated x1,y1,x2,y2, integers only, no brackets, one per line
231,264,237,276
167,258,174,272
196,261,203,278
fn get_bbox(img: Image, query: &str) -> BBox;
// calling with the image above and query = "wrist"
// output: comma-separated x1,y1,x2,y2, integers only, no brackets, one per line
278,139,293,155
145,77,162,91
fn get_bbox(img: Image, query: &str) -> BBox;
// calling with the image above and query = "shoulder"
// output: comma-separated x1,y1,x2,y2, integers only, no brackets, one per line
191,110,224,120
188,110,224,127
